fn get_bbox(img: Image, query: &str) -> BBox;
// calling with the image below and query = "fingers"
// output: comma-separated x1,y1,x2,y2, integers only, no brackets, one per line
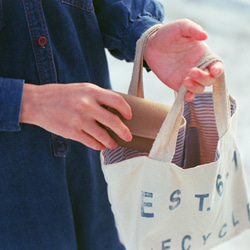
98,91,132,120
94,105,133,147
184,92,195,102
83,89,133,149
78,115,132,150
72,103,132,150
80,121,118,150
183,61,224,102
43,83,134,150
183,68,210,95
179,18,208,41
185,61,224,88
185,68,213,88
208,61,224,77
77,129,106,151
96,90,133,144
183,77,205,94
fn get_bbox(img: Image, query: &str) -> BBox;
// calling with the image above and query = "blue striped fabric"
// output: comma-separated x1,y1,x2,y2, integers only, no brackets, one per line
102,93,236,169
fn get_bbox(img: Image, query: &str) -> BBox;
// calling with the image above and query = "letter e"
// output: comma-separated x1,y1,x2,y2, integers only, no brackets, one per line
141,191,154,218
162,239,171,250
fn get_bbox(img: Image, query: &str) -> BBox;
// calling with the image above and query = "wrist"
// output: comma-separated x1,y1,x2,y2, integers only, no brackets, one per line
143,26,161,69
20,84,40,125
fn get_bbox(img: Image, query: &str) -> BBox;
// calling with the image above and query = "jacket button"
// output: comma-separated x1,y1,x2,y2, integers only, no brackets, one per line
38,36,47,48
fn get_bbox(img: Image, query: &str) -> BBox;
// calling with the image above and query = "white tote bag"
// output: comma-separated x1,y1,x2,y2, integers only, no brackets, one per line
101,26,250,250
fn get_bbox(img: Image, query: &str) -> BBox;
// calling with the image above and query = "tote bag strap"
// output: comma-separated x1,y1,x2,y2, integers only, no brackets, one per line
128,24,163,98
149,54,230,162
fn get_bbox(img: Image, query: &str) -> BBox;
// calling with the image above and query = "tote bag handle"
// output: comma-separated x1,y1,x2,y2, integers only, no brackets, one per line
128,25,230,162
128,24,163,98
149,56,230,162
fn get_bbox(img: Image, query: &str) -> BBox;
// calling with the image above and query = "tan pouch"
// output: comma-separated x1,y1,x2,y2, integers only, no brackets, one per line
105,92,185,153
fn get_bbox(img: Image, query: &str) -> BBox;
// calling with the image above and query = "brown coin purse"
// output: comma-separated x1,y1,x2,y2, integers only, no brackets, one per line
104,92,185,153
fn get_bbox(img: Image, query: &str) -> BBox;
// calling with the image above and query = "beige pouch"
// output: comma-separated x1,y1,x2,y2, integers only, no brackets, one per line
106,92,174,152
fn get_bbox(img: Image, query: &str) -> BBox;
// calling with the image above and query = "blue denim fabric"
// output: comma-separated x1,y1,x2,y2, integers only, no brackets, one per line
0,0,164,249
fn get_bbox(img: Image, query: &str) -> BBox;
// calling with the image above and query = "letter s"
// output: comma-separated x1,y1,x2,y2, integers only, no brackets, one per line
169,190,181,210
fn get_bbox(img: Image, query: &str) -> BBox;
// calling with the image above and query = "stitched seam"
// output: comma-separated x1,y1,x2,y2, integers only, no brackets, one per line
0,0,5,31
29,3,45,82
37,0,50,81
61,0,94,13
37,0,57,83
62,0,92,8
23,2,44,83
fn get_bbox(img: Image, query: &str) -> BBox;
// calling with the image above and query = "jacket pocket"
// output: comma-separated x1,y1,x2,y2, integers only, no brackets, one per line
61,0,94,13
0,0,4,31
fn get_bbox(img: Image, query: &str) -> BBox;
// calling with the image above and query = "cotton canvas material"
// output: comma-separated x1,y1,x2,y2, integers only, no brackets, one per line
101,26,250,250
101,93,249,250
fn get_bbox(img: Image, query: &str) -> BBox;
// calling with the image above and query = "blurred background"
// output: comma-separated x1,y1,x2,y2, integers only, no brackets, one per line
106,0,250,249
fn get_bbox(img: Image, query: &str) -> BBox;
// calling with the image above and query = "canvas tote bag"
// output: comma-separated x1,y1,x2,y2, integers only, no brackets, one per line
101,25,250,250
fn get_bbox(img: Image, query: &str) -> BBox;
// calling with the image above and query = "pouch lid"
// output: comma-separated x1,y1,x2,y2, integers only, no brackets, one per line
107,92,185,140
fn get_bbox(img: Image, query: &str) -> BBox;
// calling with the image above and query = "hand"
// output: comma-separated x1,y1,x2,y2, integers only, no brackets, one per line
144,19,224,101
20,83,132,150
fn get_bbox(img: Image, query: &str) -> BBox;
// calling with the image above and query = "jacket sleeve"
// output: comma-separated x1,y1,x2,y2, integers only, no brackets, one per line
0,77,24,132
94,0,164,62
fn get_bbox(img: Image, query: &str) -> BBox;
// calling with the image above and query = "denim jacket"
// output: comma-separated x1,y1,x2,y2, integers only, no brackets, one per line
0,0,164,249
0,0,164,131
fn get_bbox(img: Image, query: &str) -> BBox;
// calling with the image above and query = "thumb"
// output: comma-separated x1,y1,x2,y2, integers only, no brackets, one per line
179,18,208,41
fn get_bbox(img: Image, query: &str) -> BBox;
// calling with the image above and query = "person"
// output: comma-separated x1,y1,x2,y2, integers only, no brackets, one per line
0,0,223,249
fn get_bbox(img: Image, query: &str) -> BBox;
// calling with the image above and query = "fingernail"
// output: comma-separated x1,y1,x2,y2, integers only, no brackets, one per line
185,92,195,102
213,68,221,77
184,80,193,88
126,133,133,142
